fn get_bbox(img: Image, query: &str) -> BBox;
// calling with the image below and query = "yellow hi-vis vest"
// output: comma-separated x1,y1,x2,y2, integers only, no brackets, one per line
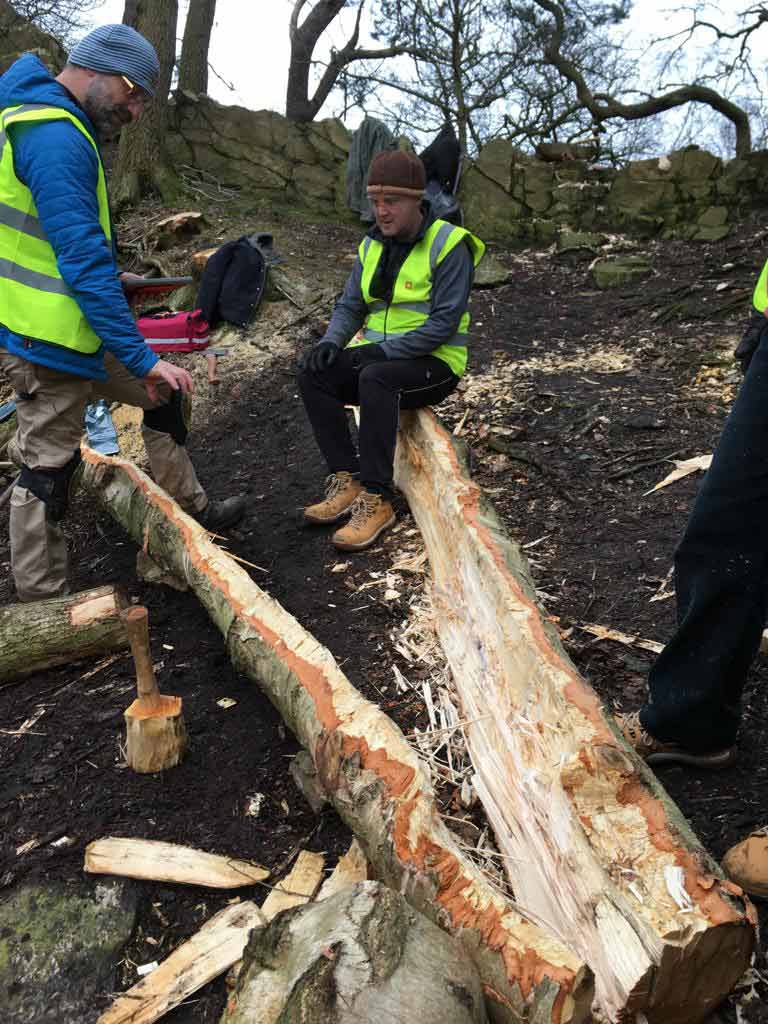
753,257,768,314
349,219,485,377
0,103,111,353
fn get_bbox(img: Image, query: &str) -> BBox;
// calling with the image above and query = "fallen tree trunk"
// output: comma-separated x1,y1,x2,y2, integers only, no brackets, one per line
394,409,756,1024
80,448,593,1024
0,585,128,683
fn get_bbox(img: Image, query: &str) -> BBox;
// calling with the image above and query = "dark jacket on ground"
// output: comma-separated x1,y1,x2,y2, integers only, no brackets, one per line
196,236,267,328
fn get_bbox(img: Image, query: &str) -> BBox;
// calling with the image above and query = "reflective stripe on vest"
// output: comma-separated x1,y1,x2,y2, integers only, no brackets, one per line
352,219,484,377
0,103,112,353
753,257,768,314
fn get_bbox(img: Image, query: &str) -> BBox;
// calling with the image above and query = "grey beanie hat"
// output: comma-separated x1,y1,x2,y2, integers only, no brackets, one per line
68,24,160,97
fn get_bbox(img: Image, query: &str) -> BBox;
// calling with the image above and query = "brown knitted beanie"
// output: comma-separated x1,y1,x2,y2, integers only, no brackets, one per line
366,150,426,198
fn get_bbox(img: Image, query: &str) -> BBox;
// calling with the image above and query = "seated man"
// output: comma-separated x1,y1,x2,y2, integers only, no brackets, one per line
298,150,484,551
0,25,244,603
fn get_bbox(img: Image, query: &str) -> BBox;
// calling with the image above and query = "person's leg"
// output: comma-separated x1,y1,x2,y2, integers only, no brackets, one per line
637,334,768,754
298,347,372,524
0,351,89,601
95,353,207,515
297,347,367,474
357,355,458,493
332,355,458,551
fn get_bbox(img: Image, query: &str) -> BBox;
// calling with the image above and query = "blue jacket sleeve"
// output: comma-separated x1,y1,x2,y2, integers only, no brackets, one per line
10,120,157,378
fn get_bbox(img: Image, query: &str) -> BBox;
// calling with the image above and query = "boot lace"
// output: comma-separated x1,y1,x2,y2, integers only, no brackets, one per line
347,491,380,527
324,472,352,499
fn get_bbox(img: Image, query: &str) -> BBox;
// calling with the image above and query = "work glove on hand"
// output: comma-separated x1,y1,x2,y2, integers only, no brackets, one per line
735,311,768,374
299,341,340,374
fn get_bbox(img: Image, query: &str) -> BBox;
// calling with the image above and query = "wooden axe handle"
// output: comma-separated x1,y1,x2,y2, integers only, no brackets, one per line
121,606,162,710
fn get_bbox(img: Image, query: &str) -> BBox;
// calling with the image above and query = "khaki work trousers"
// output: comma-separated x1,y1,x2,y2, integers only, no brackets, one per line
1,350,207,602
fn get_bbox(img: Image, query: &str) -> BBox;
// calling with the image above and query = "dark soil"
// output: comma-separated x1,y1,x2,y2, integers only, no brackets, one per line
2,207,768,1022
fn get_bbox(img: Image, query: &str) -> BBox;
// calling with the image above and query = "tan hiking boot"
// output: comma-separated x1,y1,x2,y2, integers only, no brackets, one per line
304,472,362,524
332,491,395,551
616,710,736,767
722,828,768,898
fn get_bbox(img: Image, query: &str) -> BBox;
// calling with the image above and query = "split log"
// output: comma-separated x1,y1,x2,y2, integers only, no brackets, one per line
225,881,489,1024
260,850,325,919
226,848,326,990
84,837,269,888
317,839,368,900
80,448,593,1024
96,900,264,1024
393,408,756,1024
0,585,128,683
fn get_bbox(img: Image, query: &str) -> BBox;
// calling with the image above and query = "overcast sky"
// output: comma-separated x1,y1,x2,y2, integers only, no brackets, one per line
87,0,359,117
82,1,763,154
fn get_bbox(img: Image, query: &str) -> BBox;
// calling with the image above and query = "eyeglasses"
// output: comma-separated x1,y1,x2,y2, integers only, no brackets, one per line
120,75,148,104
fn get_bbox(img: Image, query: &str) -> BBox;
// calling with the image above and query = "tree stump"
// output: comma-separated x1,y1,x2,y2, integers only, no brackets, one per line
225,881,488,1024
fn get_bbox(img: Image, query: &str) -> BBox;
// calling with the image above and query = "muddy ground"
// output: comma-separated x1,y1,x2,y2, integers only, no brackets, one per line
1,200,768,1023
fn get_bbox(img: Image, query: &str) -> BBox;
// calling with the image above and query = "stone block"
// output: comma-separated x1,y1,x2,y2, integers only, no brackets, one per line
475,139,515,191
592,255,652,289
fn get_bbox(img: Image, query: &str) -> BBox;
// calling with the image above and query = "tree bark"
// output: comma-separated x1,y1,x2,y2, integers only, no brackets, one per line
178,0,217,95
0,585,128,683
226,881,490,1024
286,0,411,121
80,448,593,1024
393,408,756,1024
113,0,181,207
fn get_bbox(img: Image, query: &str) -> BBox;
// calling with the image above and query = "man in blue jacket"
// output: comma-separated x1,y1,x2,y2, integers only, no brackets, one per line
0,25,245,603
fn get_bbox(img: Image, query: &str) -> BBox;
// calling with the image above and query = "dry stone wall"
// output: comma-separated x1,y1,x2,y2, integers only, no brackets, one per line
169,93,768,243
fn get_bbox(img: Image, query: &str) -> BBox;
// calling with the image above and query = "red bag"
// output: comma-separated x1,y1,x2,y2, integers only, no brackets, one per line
136,309,210,353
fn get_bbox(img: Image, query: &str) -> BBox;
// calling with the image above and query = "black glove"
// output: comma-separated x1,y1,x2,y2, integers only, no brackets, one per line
299,341,340,374
735,311,768,374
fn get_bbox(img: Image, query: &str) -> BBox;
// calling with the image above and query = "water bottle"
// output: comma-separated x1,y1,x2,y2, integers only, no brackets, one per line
84,400,120,456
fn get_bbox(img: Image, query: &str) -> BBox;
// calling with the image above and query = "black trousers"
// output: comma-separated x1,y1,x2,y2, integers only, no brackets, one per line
298,345,459,497
641,333,768,751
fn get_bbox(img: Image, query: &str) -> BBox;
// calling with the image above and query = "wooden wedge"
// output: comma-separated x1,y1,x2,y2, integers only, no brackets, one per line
84,837,268,888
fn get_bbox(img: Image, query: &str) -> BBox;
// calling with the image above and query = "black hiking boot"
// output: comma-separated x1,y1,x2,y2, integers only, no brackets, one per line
197,495,247,531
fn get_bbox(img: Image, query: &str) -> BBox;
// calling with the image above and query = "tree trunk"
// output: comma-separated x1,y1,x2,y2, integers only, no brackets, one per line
113,0,181,207
226,881,489,1024
286,0,347,122
0,585,128,682
80,448,593,1024
178,0,216,95
393,408,756,1024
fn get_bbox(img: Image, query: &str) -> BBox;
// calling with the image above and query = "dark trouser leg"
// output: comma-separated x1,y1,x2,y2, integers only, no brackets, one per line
641,337,768,751
297,347,376,475
358,355,458,496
